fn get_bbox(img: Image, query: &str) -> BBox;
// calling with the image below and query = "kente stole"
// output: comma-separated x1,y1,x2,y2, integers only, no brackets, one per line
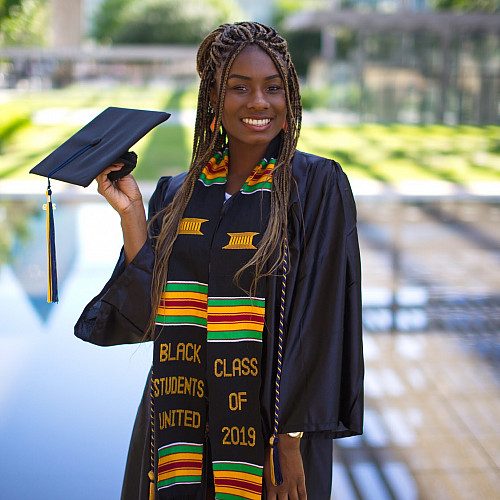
153,149,275,499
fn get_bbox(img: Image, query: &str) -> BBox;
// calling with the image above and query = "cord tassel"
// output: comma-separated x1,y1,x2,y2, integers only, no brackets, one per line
148,470,155,500
149,368,156,500
269,238,288,486
269,436,283,486
45,185,58,303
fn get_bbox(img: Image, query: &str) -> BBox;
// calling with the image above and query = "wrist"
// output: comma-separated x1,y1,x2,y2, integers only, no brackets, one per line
120,203,146,232
278,433,302,450
120,198,145,218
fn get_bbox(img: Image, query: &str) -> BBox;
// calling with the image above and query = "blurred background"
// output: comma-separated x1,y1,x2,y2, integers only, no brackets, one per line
1,0,499,499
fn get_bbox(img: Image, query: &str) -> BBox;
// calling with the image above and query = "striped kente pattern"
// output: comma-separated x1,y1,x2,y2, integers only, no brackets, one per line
198,149,228,187
156,281,208,328
213,461,263,500
198,149,276,194
241,158,276,194
157,442,203,490
207,297,265,342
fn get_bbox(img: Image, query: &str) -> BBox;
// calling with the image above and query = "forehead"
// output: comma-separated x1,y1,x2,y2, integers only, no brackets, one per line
227,44,280,78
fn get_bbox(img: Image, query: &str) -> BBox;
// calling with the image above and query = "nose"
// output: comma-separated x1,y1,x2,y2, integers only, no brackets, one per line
248,89,269,109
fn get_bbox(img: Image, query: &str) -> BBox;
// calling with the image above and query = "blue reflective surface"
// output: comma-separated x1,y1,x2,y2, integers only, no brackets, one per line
0,201,152,499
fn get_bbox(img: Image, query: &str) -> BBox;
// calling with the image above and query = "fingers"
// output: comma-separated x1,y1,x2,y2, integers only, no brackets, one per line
265,482,306,500
298,481,307,500
96,163,125,195
96,163,124,183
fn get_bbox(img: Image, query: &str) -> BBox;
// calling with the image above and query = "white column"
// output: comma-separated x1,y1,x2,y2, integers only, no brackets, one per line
50,0,83,47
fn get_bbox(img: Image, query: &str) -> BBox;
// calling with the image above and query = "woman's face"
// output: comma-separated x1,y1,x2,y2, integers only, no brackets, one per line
212,45,287,150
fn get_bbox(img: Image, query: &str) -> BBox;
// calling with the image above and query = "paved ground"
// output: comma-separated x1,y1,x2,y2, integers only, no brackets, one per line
332,198,500,500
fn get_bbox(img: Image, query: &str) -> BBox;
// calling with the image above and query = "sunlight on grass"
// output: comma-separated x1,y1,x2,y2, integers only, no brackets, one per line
299,124,500,184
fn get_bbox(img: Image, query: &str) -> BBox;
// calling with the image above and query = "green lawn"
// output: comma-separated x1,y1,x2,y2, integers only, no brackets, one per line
1,85,499,184
299,123,500,184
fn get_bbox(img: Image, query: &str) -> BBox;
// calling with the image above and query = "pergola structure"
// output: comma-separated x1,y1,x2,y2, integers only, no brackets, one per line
286,10,500,34
286,9,500,123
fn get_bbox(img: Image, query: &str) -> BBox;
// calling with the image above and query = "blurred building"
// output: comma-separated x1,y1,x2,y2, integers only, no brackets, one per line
288,0,500,124
1,0,499,125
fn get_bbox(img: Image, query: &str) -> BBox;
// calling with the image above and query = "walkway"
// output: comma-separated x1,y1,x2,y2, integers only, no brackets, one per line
334,198,500,499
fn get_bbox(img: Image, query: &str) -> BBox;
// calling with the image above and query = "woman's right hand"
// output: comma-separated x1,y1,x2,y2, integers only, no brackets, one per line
96,164,148,265
96,164,144,217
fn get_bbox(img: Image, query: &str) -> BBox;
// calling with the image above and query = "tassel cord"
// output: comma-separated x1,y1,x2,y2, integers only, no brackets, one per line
149,367,155,500
269,238,288,486
47,141,99,179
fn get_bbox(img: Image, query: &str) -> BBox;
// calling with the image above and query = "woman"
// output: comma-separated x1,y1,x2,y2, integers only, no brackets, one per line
75,22,363,500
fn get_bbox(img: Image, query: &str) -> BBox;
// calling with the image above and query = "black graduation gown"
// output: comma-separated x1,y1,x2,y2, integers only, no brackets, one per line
75,150,363,499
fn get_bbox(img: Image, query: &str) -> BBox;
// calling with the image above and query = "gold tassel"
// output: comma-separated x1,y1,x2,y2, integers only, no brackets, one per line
148,470,155,500
270,445,276,486
269,436,283,486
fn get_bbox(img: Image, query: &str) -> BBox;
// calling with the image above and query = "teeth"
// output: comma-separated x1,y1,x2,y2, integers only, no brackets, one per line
243,118,270,126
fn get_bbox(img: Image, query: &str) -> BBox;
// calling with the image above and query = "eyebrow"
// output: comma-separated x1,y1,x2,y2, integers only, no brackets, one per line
228,73,282,81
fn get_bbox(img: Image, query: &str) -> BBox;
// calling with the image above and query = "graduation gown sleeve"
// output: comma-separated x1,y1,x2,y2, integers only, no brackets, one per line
262,151,363,439
74,173,186,346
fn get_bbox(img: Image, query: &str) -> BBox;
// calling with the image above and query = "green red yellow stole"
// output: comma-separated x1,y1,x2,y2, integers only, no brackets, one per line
153,149,276,499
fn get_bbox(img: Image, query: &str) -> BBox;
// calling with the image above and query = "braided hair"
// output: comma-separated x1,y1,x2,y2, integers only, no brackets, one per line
147,21,302,337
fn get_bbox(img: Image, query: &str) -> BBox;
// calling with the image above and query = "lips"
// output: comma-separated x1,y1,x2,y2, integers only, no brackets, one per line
242,118,271,127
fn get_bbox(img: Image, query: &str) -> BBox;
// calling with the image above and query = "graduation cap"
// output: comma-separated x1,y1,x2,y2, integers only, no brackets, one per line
30,106,171,303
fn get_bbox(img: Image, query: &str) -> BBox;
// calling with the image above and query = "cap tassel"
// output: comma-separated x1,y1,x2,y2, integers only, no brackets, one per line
44,184,58,303
269,437,283,486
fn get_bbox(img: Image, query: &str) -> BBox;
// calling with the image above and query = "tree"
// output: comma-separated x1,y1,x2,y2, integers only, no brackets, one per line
432,0,500,12
90,0,133,44
0,0,23,23
91,0,243,45
0,0,48,46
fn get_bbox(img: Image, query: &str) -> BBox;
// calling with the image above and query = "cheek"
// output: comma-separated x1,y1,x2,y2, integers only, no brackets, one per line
221,97,238,117
273,95,287,114
221,108,235,125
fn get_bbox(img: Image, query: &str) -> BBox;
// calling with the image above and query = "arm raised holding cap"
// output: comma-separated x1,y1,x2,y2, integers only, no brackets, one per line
75,169,181,346
96,164,147,266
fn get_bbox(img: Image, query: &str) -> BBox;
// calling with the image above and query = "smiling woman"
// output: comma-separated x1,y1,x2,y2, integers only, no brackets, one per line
75,21,363,500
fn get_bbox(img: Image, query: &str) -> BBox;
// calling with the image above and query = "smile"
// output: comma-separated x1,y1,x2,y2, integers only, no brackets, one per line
242,118,271,127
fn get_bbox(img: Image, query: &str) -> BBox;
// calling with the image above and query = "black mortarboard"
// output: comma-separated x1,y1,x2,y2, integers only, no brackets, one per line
29,106,171,303
30,106,170,186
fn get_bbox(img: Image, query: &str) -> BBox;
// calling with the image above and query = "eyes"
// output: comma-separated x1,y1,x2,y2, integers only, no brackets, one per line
230,83,283,93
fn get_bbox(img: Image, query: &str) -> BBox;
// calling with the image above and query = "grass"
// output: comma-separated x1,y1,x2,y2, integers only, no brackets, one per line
299,123,500,184
1,84,499,185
